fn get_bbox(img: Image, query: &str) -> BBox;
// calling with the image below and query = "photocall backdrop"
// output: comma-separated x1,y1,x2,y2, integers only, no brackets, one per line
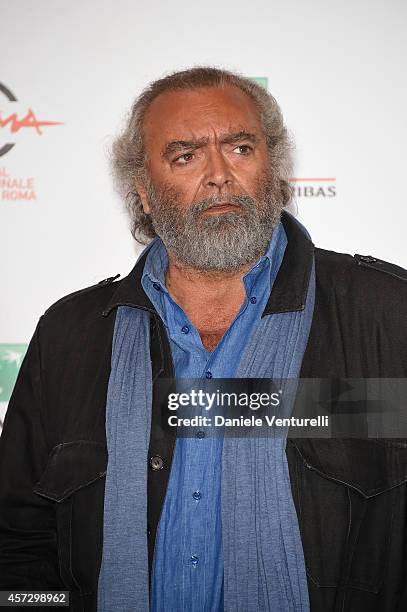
1,0,406,430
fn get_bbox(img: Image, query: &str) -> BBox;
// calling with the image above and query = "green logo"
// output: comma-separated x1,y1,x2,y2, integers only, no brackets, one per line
251,77,268,89
0,344,28,403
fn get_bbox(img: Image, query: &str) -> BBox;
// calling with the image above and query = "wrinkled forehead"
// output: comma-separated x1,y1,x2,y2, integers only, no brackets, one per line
142,86,264,149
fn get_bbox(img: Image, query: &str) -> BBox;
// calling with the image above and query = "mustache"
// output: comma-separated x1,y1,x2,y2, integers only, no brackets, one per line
187,194,256,216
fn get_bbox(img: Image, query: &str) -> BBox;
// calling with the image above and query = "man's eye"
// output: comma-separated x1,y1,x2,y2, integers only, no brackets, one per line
233,144,253,155
174,153,194,164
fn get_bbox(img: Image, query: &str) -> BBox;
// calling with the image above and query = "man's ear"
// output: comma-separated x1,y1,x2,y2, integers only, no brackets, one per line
134,180,151,214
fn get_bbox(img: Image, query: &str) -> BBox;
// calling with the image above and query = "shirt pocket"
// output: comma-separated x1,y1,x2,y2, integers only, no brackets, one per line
289,438,407,593
34,440,107,596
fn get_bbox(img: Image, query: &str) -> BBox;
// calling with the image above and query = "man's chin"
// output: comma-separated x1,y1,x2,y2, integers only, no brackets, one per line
194,213,249,235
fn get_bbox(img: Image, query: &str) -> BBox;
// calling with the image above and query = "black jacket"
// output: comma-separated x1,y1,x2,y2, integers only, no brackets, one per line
1,212,407,612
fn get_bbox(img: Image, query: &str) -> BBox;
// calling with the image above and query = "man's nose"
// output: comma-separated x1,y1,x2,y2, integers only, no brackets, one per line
203,148,233,191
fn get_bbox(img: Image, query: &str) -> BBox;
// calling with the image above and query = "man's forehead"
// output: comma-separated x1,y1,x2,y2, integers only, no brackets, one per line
143,85,263,140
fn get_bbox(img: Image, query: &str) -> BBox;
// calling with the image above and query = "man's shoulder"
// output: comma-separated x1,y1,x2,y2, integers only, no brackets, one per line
315,247,407,303
316,247,407,280
41,273,122,325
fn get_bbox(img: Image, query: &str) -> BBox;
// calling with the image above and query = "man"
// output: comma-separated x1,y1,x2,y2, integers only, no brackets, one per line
0,67,407,612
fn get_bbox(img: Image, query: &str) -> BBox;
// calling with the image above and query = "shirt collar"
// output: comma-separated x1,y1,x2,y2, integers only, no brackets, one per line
102,211,315,317
141,238,169,294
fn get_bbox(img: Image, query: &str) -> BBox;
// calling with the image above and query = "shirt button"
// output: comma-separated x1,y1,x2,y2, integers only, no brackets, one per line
205,371,213,379
250,296,257,304
192,490,202,500
181,325,190,334
190,555,199,567
152,282,161,291
196,430,206,439
149,455,164,471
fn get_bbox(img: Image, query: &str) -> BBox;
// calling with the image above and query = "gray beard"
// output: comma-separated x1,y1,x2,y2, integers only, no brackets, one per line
146,179,284,272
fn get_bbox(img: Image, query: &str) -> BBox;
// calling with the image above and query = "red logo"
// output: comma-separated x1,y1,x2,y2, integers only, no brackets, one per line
0,83,63,157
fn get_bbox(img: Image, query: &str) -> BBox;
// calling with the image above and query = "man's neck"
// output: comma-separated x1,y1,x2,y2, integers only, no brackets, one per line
165,256,255,351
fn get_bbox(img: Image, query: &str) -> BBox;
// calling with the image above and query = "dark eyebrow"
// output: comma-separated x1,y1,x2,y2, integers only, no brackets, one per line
162,137,209,157
220,131,258,145
162,131,258,158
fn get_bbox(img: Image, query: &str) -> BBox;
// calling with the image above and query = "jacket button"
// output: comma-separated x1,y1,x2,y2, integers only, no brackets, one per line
147,524,151,536
149,455,164,471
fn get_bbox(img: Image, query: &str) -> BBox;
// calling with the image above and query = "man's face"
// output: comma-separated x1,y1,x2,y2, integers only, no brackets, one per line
138,86,284,271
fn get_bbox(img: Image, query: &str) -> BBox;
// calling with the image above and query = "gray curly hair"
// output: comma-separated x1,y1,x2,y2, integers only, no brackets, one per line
111,66,293,244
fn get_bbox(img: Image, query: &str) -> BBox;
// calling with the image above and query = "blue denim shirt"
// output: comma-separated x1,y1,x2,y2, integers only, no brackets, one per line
142,223,287,612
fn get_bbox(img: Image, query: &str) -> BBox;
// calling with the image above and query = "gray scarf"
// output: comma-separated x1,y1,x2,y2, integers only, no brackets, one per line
223,258,315,611
98,233,315,612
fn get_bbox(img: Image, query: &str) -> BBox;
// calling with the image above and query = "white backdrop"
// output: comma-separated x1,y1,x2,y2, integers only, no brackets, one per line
1,0,406,427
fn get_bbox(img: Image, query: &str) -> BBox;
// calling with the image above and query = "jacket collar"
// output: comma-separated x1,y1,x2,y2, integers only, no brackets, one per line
102,210,315,318
263,211,315,315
